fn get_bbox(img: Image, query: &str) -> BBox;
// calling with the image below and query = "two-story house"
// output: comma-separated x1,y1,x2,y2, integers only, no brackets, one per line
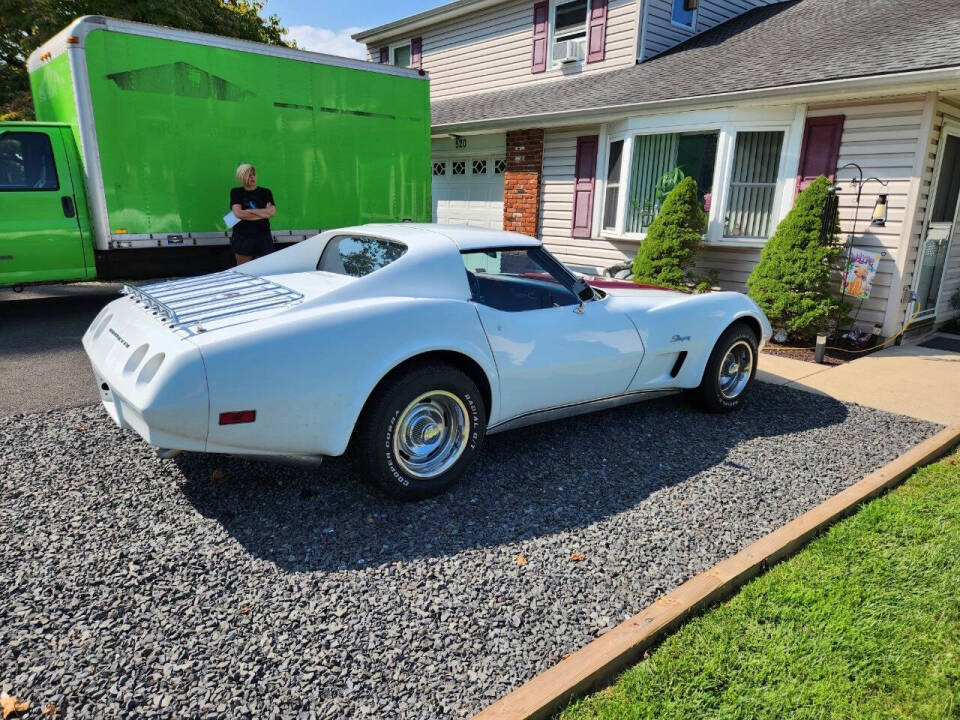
354,0,960,340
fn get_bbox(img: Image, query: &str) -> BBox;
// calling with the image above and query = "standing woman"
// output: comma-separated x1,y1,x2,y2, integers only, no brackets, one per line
230,163,276,265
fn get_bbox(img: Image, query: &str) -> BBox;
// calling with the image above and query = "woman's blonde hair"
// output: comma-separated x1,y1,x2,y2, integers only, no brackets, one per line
236,163,255,185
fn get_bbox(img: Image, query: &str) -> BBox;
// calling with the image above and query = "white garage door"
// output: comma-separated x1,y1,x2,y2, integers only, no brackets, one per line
432,157,506,229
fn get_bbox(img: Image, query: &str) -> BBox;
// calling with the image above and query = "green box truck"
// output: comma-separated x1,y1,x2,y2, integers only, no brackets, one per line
0,16,431,288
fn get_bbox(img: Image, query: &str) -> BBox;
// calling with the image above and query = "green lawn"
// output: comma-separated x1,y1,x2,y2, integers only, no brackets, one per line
559,448,960,720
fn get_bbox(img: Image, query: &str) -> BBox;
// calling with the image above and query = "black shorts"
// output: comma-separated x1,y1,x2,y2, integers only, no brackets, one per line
230,234,274,258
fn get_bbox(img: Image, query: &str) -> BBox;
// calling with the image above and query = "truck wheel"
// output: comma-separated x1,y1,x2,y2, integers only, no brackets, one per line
695,322,758,413
355,364,486,500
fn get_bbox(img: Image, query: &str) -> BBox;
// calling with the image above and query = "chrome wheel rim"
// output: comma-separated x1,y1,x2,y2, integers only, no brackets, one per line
393,390,470,479
718,340,754,399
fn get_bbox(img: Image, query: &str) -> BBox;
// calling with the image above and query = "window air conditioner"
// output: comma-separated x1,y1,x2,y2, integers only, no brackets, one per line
552,38,585,63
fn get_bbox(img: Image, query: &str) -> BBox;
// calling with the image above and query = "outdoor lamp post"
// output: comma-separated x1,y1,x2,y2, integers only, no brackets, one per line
838,162,888,231
835,163,889,343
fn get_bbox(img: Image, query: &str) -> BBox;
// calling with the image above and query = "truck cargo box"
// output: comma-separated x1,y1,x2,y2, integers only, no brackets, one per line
12,15,430,281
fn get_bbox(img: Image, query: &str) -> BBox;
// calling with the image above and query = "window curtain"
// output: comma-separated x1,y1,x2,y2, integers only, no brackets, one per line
724,131,784,238
625,133,679,233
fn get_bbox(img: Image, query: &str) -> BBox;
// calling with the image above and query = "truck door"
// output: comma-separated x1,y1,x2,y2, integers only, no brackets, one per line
0,127,88,286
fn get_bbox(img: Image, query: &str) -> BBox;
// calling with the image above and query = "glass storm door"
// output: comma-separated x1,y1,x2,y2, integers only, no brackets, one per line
915,130,960,317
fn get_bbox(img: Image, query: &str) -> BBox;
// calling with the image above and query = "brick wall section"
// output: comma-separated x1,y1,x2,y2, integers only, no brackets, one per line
503,129,544,237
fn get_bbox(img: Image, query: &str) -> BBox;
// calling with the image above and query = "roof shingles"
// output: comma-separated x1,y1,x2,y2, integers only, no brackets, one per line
432,0,960,127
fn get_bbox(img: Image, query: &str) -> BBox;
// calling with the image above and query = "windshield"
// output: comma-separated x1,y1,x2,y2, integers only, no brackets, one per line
462,247,580,287
461,246,592,312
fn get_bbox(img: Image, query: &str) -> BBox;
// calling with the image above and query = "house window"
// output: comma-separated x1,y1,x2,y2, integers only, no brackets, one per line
625,131,718,233
553,0,588,61
723,131,785,239
494,159,507,174
452,161,466,175
472,159,487,175
392,44,411,67
602,139,624,230
432,161,446,176
671,0,697,29
600,114,794,244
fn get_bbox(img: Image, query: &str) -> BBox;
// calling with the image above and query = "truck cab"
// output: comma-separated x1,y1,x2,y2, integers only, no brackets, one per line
0,121,94,286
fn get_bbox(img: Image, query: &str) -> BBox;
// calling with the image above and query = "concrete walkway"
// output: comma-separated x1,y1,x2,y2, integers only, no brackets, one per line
757,335,960,425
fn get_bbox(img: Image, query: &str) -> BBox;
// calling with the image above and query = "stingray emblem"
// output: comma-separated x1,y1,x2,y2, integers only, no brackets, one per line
670,334,691,343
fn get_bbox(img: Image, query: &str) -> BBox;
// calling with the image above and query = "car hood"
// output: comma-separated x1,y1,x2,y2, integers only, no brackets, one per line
583,275,680,294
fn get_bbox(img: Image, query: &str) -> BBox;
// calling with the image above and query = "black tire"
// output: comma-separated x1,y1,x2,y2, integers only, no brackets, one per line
354,363,486,501
695,322,759,413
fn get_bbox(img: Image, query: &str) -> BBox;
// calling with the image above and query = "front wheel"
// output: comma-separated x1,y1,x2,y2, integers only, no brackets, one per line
694,322,758,413
354,364,486,500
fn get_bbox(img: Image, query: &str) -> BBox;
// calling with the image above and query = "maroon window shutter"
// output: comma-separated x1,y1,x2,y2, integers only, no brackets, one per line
795,115,845,195
379,46,389,64
572,135,599,238
586,0,608,63
531,1,549,73
410,37,423,69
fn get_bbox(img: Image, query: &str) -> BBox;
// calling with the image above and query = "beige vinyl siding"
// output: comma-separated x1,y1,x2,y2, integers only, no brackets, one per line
812,98,931,332
540,126,638,272
693,246,762,290
368,0,638,100
641,0,782,60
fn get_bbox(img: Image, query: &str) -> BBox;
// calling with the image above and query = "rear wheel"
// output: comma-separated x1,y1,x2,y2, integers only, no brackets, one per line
695,322,758,412
354,364,486,500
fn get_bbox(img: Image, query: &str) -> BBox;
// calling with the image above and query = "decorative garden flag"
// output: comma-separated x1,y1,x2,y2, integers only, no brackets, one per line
842,247,881,299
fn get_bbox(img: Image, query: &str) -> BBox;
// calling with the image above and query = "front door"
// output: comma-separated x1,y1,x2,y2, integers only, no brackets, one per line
0,128,87,285
463,246,644,422
914,127,960,318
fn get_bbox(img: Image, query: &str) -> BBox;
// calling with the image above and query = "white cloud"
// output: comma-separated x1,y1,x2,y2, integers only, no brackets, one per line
285,25,368,60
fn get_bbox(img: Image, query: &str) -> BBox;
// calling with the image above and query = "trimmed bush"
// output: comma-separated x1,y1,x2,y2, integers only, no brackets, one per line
746,176,847,341
631,176,706,290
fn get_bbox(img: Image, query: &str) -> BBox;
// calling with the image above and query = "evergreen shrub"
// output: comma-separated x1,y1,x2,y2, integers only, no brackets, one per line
631,176,705,290
746,176,847,341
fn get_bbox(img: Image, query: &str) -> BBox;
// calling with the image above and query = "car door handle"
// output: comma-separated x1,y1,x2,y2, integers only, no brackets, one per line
61,196,75,218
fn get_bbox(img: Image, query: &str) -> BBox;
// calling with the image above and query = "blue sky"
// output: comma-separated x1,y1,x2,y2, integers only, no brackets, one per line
264,0,444,58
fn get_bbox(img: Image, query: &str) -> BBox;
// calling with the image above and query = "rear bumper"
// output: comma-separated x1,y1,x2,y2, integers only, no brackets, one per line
82,297,209,452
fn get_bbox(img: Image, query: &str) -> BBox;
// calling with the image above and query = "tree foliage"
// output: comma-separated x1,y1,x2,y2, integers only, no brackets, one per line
631,176,706,290
1,1,291,120
746,175,848,341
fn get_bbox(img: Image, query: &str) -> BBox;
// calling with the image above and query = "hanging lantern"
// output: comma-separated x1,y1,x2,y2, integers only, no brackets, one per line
871,194,888,227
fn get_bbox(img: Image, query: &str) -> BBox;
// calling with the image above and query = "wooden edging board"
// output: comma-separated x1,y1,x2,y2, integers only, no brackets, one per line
474,424,960,720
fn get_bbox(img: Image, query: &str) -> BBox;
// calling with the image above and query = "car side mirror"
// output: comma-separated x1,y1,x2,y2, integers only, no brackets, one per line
571,277,593,302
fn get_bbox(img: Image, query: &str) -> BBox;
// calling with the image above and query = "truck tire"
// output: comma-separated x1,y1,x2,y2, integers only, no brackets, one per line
695,322,758,413
355,364,486,500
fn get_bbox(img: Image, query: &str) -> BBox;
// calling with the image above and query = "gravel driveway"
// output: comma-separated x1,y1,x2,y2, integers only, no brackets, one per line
0,384,939,718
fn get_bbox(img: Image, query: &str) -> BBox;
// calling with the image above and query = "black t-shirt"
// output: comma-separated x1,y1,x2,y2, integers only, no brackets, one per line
229,186,275,256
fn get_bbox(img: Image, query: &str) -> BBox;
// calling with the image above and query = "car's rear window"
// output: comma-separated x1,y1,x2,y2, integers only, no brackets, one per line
316,235,406,277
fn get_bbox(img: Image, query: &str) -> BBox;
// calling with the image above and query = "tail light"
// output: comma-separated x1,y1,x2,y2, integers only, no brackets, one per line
219,410,256,425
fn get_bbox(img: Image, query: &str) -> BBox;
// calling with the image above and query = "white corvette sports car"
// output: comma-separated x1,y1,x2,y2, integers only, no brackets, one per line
83,224,771,499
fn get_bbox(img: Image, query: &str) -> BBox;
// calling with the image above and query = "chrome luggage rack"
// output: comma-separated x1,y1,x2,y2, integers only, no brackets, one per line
123,271,303,332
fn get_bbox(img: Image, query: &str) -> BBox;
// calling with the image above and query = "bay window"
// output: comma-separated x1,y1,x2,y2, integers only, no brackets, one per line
625,131,718,233
597,111,798,245
602,139,623,231
723,131,784,239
